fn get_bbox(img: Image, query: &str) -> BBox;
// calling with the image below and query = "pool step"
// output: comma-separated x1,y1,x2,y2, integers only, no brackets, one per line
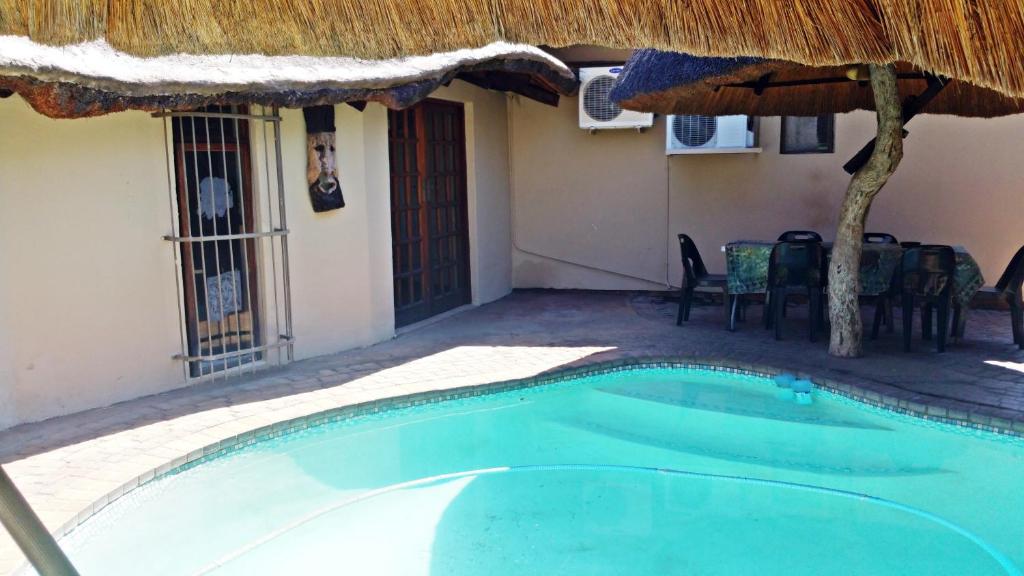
558,418,945,478
594,384,890,431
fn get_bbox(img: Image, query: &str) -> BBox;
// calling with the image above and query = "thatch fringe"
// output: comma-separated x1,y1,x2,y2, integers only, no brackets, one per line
611,52,1024,118
0,38,577,118
874,0,1024,104
1,0,1023,99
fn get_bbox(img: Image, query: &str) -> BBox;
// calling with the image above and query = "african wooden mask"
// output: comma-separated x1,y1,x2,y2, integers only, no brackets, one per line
303,105,345,212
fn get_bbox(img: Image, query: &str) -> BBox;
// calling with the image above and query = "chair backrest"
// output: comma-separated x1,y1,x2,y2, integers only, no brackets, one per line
864,232,899,244
678,234,709,287
768,241,825,289
899,241,921,249
994,244,1024,297
860,249,881,271
777,230,823,242
899,245,956,297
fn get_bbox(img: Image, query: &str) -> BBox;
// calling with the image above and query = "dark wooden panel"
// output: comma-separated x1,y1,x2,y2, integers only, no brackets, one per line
388,100,470,327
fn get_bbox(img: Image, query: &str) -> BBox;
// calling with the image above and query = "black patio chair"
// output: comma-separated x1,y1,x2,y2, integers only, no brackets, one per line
864,232,899,244
676,234,728,325
766,240,826,341
777,230,823,242
870,252,899,339
960,245,1024,348
897,245,956,352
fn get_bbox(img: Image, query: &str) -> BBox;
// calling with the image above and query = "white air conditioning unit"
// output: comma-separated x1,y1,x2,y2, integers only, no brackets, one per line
665,114,761,154
578,66,654,130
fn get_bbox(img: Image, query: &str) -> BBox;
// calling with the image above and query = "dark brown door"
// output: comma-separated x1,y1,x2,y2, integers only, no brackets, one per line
388,100,471,327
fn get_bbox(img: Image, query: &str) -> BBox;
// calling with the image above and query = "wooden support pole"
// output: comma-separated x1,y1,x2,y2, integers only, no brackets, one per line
828,64,904,358
0,466,79,576
842,74,945,174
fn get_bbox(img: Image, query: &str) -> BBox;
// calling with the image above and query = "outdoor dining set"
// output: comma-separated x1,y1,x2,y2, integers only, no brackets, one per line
677,231,1024,353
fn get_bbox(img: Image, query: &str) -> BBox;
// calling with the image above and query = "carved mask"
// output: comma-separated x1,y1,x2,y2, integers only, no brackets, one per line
303,105,345,213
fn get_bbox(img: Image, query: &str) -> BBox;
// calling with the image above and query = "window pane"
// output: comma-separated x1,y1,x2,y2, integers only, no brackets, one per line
780,115,835,154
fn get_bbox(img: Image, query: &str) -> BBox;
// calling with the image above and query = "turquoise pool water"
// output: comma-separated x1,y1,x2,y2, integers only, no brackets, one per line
50,368,1024,575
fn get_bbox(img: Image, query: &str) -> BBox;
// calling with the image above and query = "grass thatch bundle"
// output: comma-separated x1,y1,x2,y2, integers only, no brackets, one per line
610,52,1024,118
1,0,1023,99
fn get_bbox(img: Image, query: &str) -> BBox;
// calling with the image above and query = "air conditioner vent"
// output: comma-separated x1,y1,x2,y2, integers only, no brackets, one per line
578,67,653,130
673,115,717,147
666,114,762,155
582,75,622,122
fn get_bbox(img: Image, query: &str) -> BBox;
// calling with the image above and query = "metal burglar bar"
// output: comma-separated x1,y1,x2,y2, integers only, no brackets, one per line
157,106,293,381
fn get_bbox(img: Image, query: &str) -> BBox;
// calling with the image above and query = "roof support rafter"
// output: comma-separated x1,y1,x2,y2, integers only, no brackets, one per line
843,74,947,174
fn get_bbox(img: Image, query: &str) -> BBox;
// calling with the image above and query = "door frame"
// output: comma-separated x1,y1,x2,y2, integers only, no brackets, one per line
388,97,472,327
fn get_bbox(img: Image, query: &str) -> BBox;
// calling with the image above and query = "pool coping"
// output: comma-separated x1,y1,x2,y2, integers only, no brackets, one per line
32,355,1024,571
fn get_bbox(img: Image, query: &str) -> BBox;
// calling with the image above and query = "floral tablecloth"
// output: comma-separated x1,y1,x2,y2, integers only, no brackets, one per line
725,241,984,307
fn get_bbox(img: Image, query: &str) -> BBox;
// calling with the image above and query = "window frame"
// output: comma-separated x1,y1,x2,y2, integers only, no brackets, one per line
780,114,836,155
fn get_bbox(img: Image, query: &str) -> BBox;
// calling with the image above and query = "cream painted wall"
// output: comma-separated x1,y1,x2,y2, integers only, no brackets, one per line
0,98,182,427
281,105,393,360
510,94,1024,290
362,105,397,336
0,79,513,429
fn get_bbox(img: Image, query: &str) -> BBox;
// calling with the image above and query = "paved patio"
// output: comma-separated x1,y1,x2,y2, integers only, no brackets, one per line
2,289,1024,573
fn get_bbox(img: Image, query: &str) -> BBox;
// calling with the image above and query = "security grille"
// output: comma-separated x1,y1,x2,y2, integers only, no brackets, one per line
582,75,623,122
673,115,717,147
158,105,293,381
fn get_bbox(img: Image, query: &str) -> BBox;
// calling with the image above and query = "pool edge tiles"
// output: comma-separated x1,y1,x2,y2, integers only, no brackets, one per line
43,357,1024,560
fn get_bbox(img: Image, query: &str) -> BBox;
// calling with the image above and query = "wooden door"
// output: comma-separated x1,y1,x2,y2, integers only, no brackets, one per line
388,100,471,327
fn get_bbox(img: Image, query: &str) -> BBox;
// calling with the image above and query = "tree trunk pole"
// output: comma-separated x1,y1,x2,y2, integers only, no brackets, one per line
828,64,904,357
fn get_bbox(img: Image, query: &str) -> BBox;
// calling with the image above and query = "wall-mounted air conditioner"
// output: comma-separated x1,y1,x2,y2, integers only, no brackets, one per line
665,114,761,154
578,66,654,131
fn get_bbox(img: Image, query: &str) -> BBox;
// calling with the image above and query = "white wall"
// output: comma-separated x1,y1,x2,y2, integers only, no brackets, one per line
0,79,513,429
0,101,182,426
510,93,1024,291
281,105,394,360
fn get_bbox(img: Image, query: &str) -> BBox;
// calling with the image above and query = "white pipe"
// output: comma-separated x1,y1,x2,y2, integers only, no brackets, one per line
0,466,79,576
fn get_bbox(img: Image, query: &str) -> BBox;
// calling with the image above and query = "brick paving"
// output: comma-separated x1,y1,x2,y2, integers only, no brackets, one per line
1,289,1023,574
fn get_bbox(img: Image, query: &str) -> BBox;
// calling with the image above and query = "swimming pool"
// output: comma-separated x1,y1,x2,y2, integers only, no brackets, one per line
45,366,1024,575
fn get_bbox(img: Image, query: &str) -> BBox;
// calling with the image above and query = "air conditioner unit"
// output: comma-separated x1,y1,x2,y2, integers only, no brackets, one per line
578,66,654,130
665,114,761,154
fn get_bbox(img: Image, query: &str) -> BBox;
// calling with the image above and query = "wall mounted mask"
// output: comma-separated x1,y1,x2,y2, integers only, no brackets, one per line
303,105,345,213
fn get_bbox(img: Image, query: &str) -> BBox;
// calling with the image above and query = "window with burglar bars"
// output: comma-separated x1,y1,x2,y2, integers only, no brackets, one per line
160,105,293,380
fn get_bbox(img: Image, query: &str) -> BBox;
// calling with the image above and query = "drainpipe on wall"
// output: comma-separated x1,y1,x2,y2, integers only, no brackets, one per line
0,466,79,575
505,95,673,290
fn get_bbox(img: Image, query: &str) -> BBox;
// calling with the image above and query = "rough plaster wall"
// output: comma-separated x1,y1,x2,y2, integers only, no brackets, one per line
0,78,514,428
510,93,1024,290
282,105,392,360
0,97,181,427
362,105,397,338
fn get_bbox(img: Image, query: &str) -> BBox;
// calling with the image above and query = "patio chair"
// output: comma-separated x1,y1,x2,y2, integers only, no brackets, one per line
676,234,728,325
766,241,826,341
870,253,899,339
896,245,956,352
864,232,899,244
959,244,1024,348
777,230,823,242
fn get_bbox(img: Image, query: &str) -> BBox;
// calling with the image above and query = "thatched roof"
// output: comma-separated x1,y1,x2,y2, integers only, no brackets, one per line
0,37,577,118
0,0,1022,102
610,50,1024,118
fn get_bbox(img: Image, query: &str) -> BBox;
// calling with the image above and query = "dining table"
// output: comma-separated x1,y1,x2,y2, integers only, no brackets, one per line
723,240,985,332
